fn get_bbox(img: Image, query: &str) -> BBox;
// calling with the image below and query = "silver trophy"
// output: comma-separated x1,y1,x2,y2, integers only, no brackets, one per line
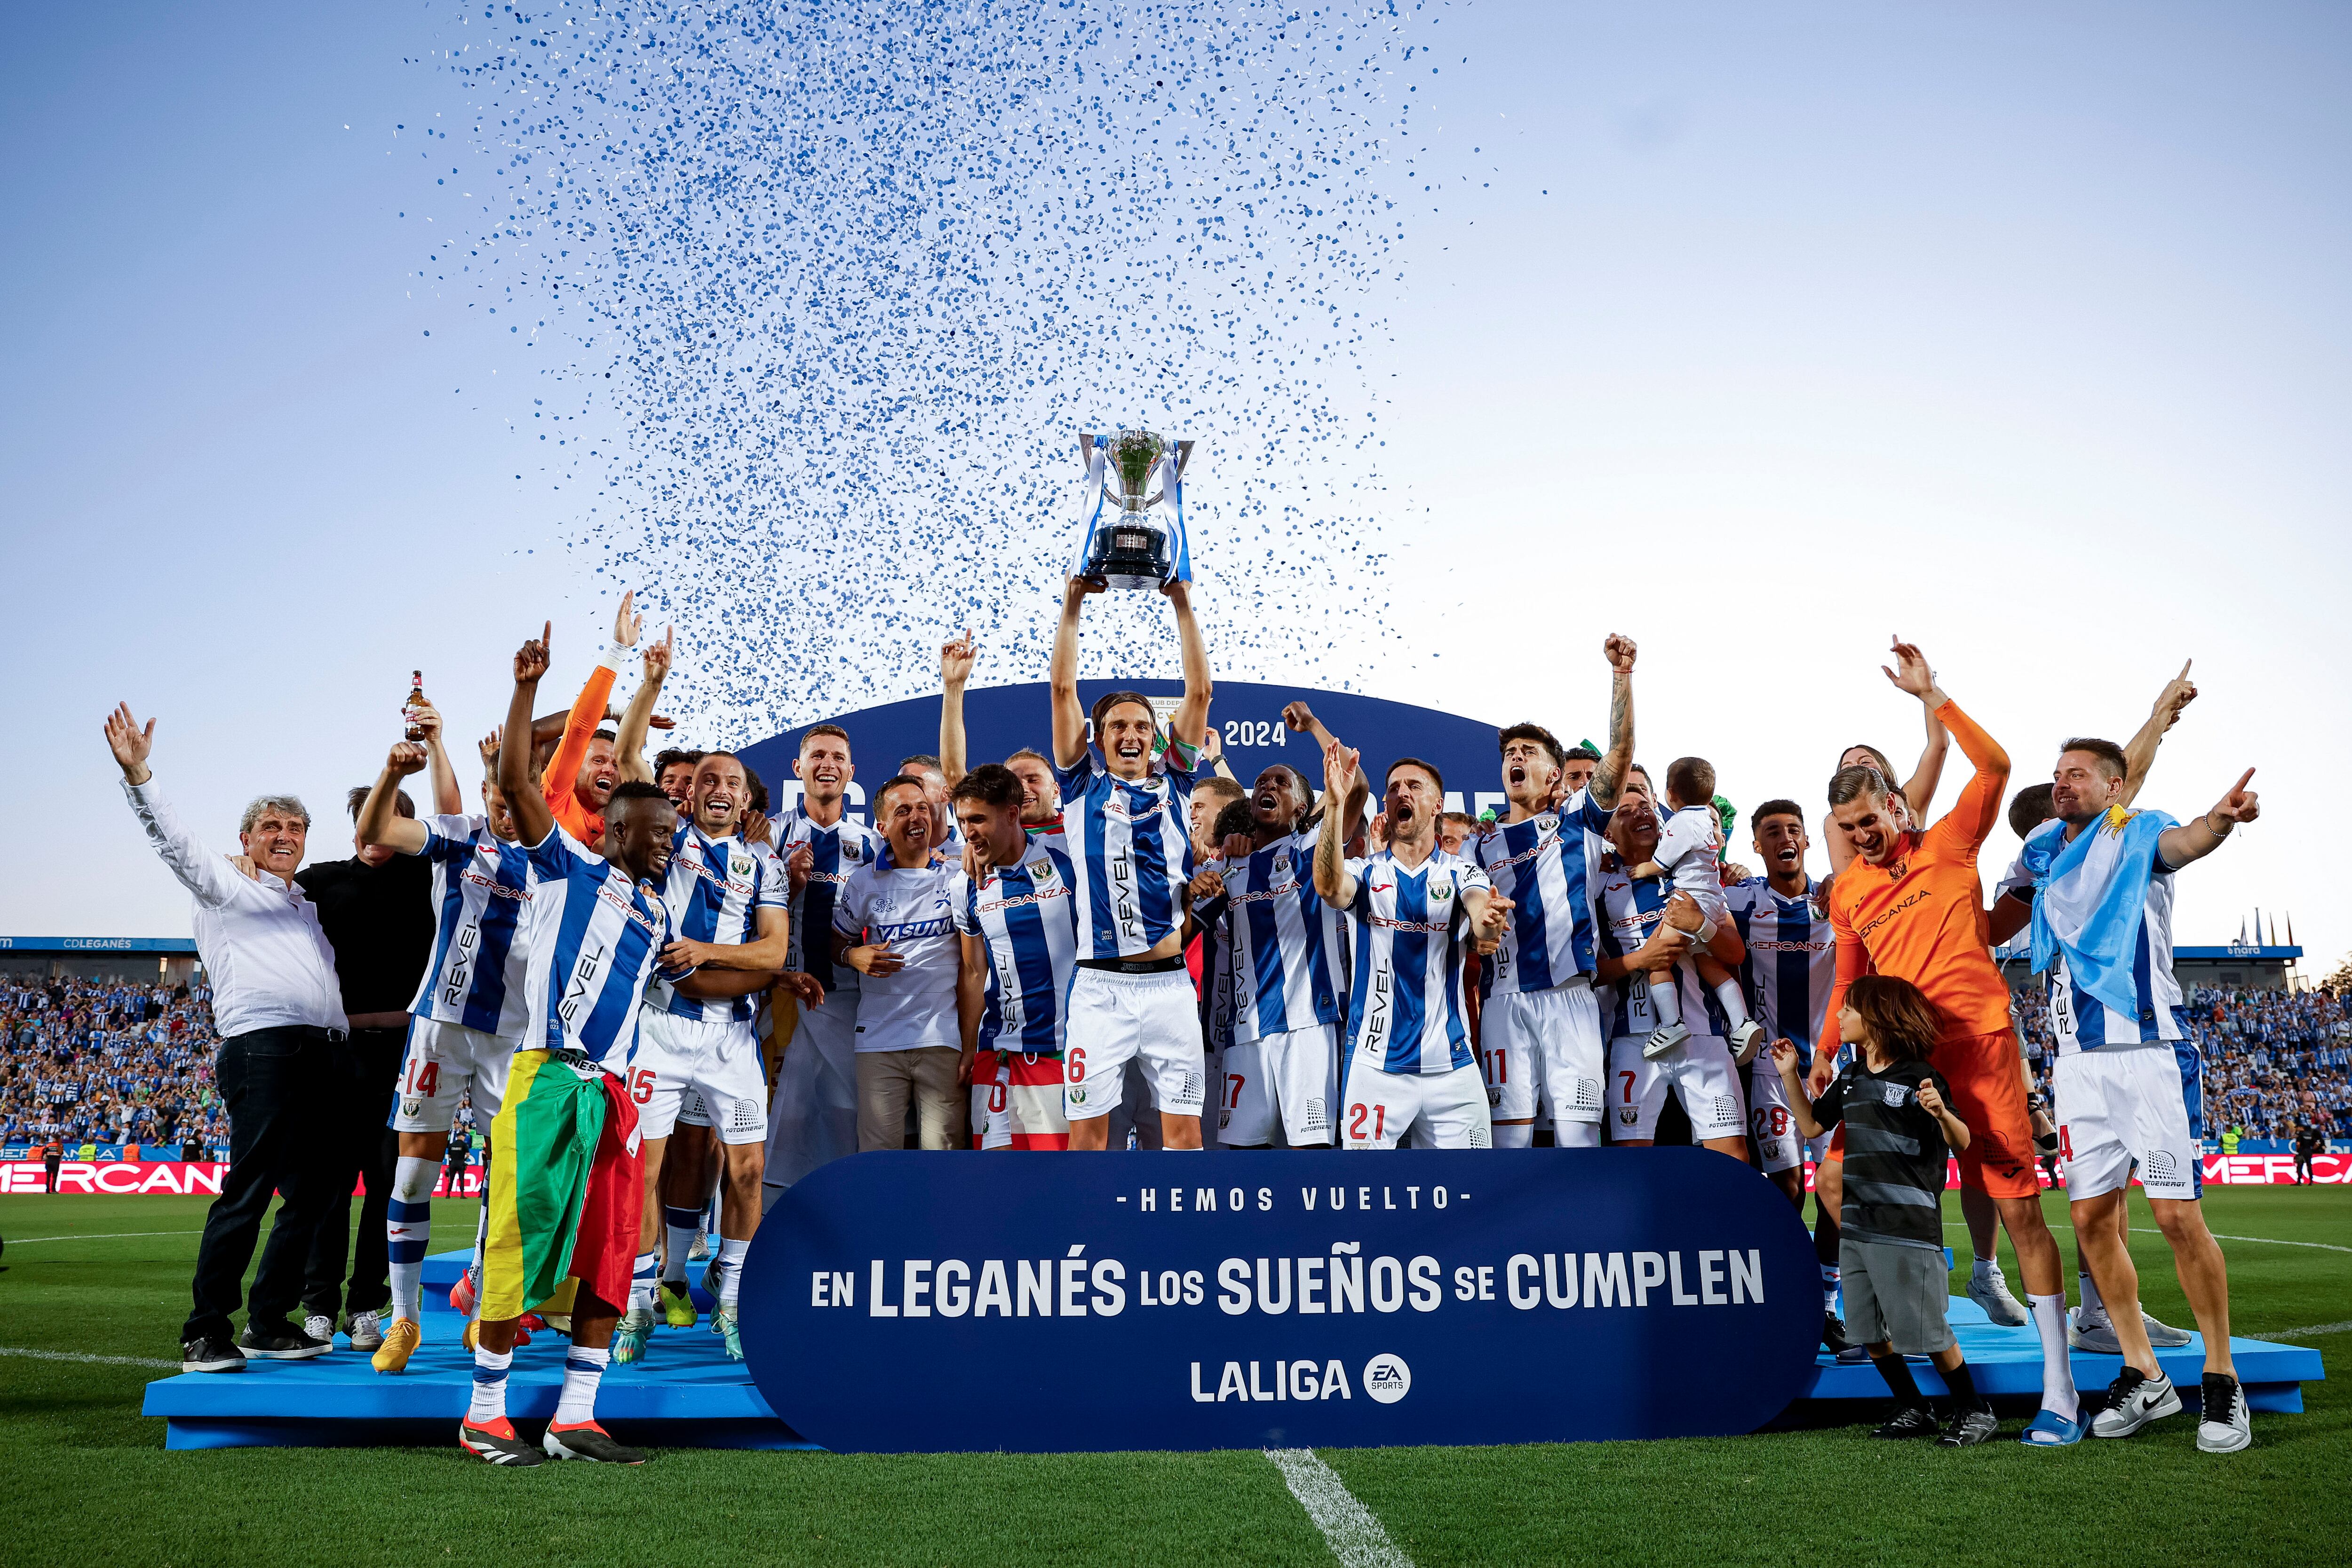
1078,428,1194,591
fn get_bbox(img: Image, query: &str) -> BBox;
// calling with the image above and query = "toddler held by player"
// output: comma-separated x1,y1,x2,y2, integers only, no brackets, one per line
1774,976,1998,1448
1630,758,1764,1061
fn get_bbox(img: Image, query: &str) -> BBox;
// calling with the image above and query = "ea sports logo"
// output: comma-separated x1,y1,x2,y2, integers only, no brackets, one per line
1363,1353,1412,1404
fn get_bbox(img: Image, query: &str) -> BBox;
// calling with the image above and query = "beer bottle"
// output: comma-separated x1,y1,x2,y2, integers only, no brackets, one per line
403,670,427,741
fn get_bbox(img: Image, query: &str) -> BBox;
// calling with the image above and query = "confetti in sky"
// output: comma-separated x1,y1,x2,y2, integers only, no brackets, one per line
411,0,1457,740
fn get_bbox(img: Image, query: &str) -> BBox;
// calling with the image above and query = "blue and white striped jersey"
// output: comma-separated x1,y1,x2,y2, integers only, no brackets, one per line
1724,878,1836,1053
407,814,534,1040
1997,839,2185,1055
1593,871,1725,1041
952,836,1080,1058
519,825,683,1068
1470,791,1615,995
1053,741,1200,961
781,803,881,994
648,822,788,1024
1200,828,1345,1042
1342,849,1491,1076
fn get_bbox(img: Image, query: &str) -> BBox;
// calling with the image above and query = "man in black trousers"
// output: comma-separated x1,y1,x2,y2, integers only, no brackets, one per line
108,702,349,1372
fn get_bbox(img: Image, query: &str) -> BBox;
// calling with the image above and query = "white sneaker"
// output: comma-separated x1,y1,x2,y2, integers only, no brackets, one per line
346,1309,385,1353
303,1313,338,1346
1727,1020,1765,1065
2197,1373,2253,1453
1966,1262,2029,1328
2091,1368,2181,1438
2144,1313,2195,1348
1642,1022,1691,1060
2068,1309,2123,1354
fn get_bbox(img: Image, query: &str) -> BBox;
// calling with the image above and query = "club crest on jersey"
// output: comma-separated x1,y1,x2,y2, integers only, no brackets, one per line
732,855,754,877
1429,882,1452,903
1880,1082,1910,1107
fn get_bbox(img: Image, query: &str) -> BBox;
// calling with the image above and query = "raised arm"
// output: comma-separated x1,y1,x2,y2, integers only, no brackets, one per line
1883,638,2006,852
106,704,239,907
939,632,976,789
411,700,463,816
1589,634,1637,809
500,626,556,848
1313,739,1363,909
614,624,673,786
357,743,434,855
1899,703,1949,822
539,590,638,806
2155,768,2259,871
1049,579,1095,769
1165,579,1212,752
2119,660,2197,809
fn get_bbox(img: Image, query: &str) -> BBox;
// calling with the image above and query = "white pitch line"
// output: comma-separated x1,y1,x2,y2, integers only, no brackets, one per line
0,1346,182,1369
1264,1449,1414,1568
3,1231,204,1244
2244,1321,2352,1342
2134,1228,2352,1256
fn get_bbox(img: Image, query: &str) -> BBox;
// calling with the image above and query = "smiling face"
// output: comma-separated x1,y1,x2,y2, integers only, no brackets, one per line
876,780,934,864
1500,737,1560,812
1005,754,1058,825
574,736,619,810
955,794,1029,869
691,754,749,836
1098,699,1158,780
656,760,698,808
1753,811,1809,885
239,810,308,879
603,794,677,886
1829,785,1905,867
1607,794,1661,863
2050,749,2125,828
795,732,853,806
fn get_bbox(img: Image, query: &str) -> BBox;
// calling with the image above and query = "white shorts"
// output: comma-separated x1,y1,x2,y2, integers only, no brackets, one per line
1482,982,1605,1126
765,992,860,1188
391,1017,515,1133
2056,1042,2200,1201
973,1054,1009,1149
1744,1062,1803,1173
1607,1034,1746,1141
1222,1024,1339,1146
630,1011,769,1146
1341,1059,1492,1150
1062,967,1206,1121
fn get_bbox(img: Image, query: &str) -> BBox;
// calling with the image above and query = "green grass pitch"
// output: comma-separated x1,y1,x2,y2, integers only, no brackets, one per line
1,1186,2346,1567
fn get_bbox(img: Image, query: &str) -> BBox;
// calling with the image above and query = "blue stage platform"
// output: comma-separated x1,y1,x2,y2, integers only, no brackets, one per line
143,1253,2322,1449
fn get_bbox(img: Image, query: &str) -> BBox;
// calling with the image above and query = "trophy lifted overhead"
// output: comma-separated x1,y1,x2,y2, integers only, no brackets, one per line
1068,428,1196,591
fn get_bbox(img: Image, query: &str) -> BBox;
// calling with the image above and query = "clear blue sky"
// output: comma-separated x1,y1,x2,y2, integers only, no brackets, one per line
7,2,2348,974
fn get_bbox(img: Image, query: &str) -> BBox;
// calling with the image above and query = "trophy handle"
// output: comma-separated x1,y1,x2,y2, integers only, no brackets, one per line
1077,430,1101,464
1173,438,1195,480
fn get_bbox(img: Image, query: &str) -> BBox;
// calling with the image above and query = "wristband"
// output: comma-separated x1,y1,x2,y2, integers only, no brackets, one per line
598,641,628,673
1693,918,1718,947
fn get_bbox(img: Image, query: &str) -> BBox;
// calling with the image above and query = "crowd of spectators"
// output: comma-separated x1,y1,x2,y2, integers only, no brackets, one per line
2014,982,2352,1144
0,974,227,1153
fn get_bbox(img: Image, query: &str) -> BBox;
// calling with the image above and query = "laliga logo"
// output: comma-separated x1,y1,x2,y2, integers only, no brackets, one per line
1363,1352,1412,1405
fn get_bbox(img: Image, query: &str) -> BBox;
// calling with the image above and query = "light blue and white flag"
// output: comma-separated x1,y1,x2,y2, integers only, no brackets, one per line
2017,806,2177,1036
1066,434,1192,585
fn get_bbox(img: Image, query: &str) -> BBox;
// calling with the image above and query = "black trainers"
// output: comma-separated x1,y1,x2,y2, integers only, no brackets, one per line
1873,1405,1940,1440
1938,1407,2000,1447
459,1417,546,1466
1821,1313,1853,1355
542,1419,648,1464
238,1323,332,1360
181,1334,246,1373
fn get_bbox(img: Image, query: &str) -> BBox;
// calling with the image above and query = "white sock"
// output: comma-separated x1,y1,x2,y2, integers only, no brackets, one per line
1650,974,1683,1028
1492,1122,1534,1149
556,1343,609,1425
1971,1253,2002,1280
2077,1268,2106,1320
717,1237,750,1308
469,1346,512,1425
386,1155,440,1324
629,1251,659,1312
661,1207,700,1286
1712,979,1751,1029
2029,1292,2079,1420
1555,1122,1601,1149
1821,1263,1841,1314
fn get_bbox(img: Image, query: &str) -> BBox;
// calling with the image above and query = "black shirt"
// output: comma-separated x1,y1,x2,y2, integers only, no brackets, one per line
294,853,436,1017
1811,1058,1955,1251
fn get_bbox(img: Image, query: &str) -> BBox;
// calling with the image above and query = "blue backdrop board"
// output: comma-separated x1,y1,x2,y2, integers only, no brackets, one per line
740,1147,1822,1452
737,680,1523,824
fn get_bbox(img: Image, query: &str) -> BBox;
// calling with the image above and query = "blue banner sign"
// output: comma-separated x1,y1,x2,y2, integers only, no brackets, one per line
741,1148,1818,1452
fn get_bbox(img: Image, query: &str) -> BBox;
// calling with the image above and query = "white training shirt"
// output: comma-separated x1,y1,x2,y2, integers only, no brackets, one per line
833,853,961,1053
